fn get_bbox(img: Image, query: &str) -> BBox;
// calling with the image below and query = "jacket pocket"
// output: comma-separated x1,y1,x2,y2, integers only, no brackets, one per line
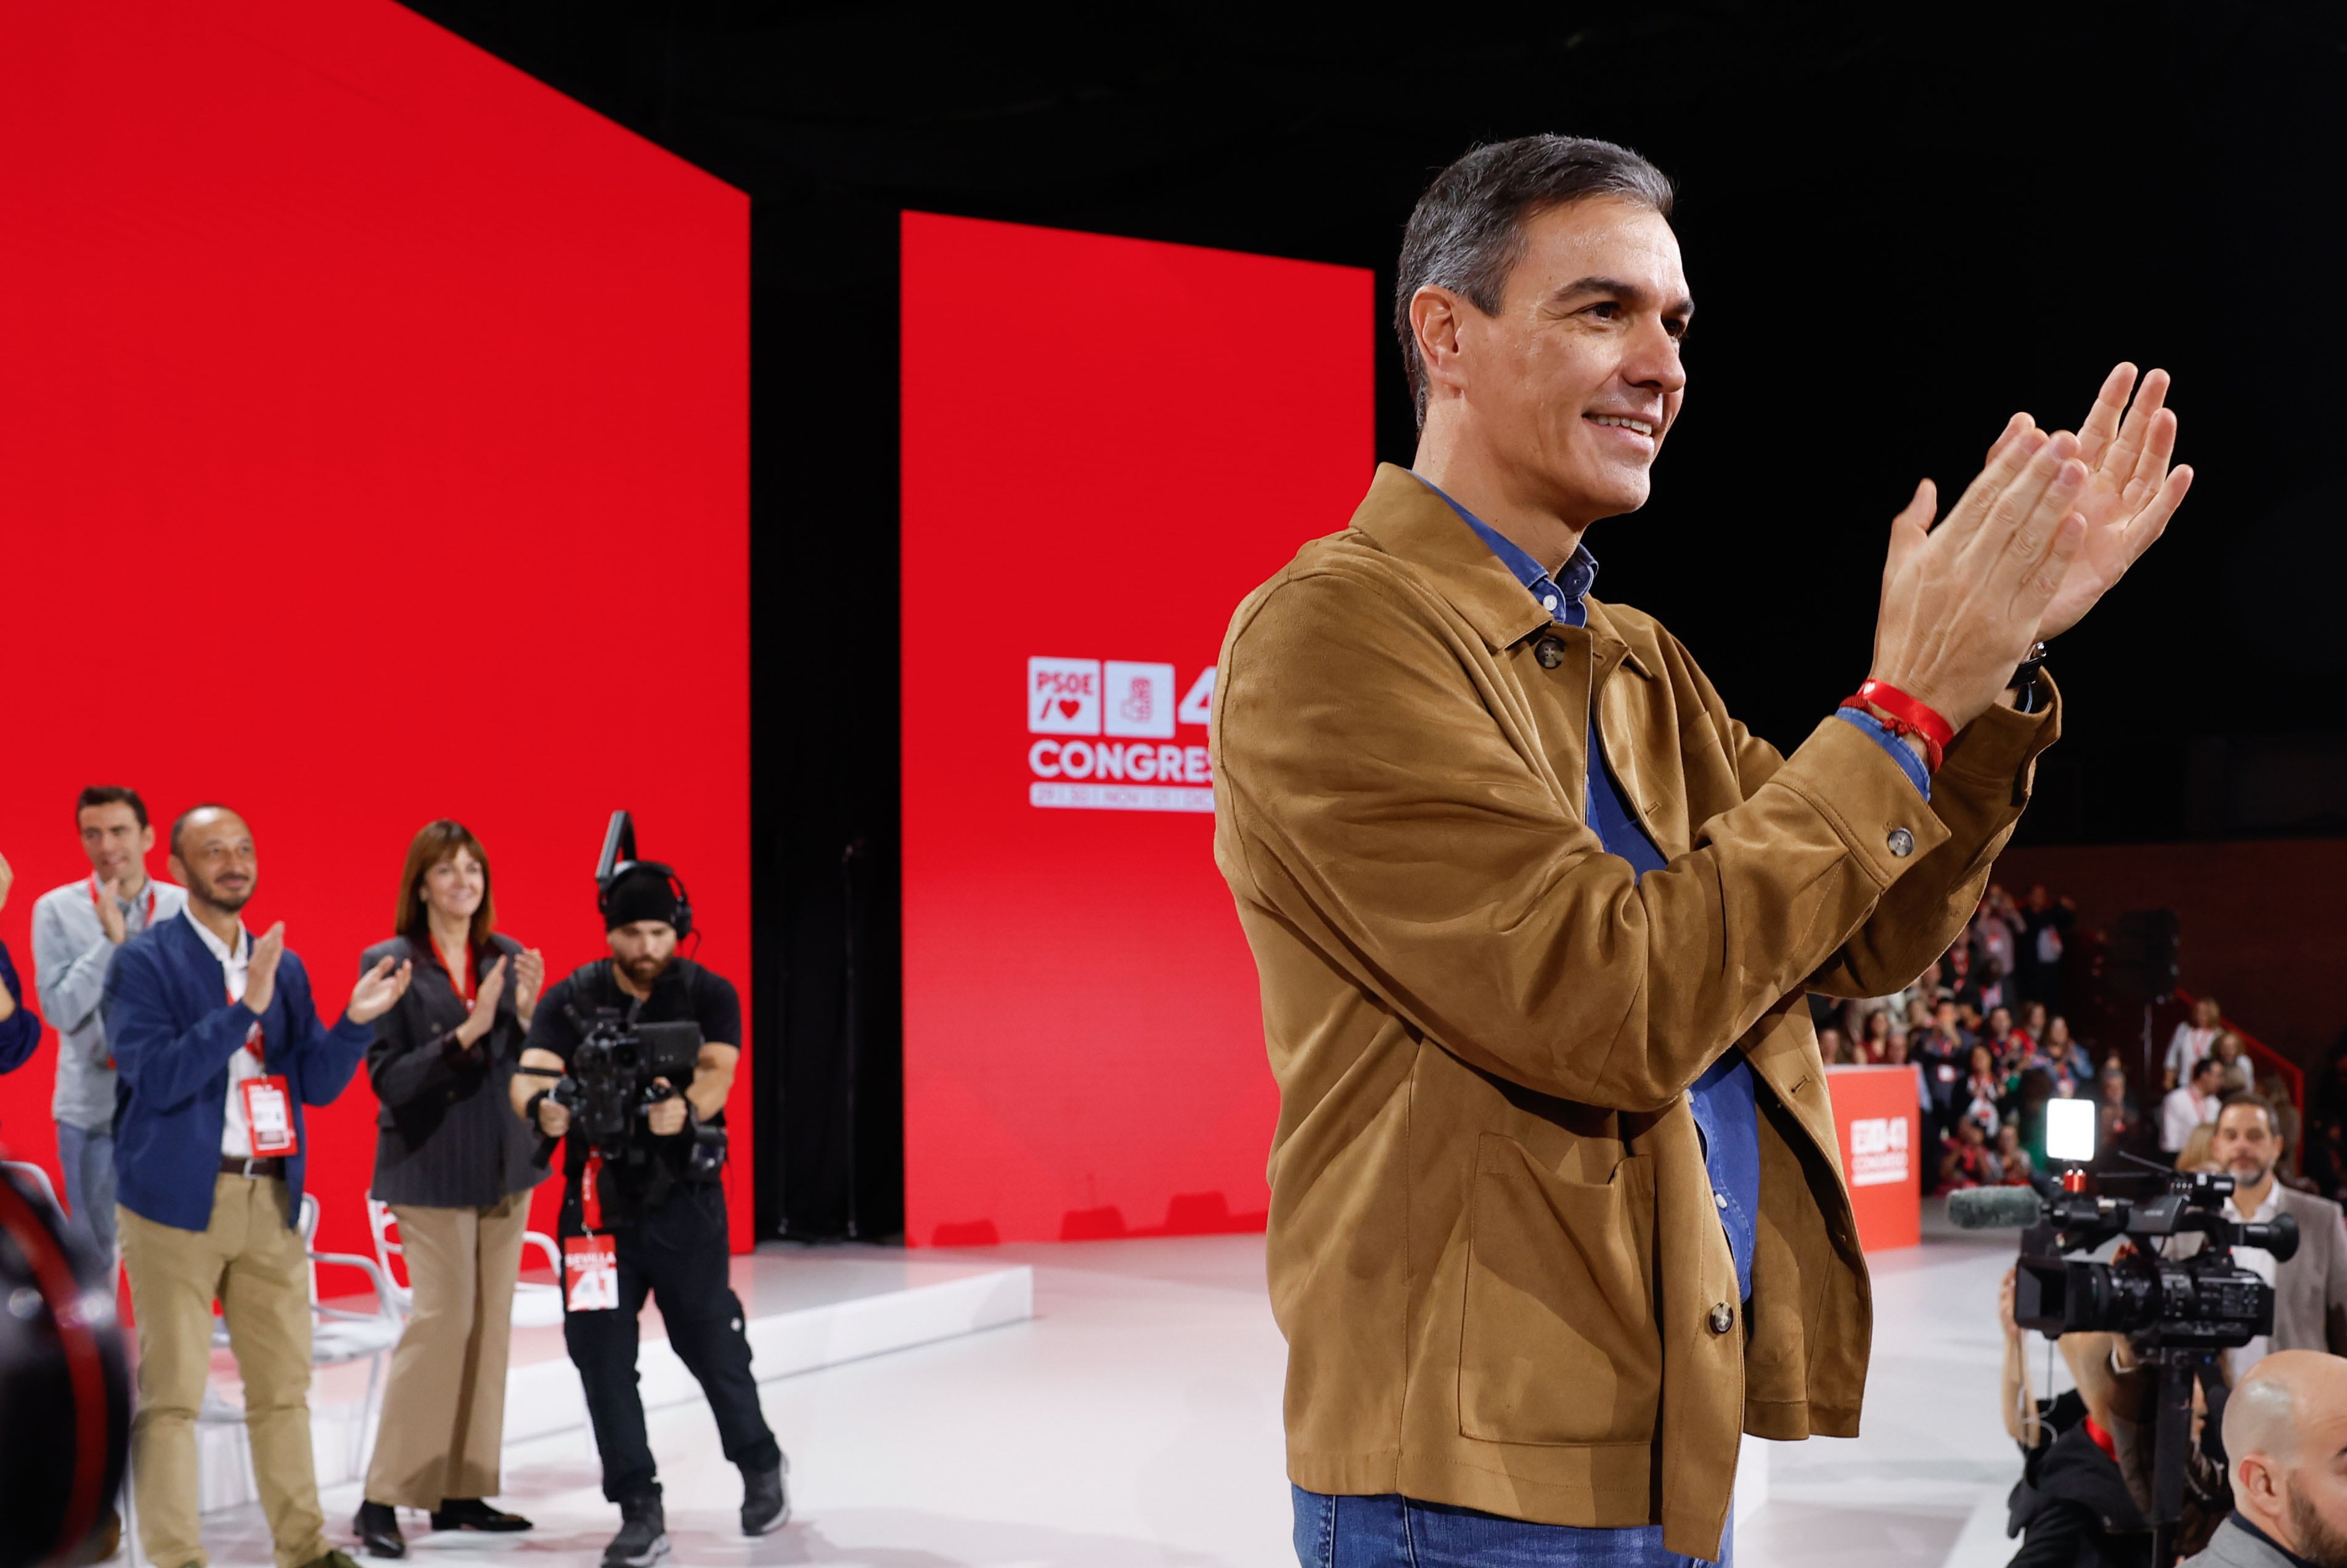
1459,1133,1659,1446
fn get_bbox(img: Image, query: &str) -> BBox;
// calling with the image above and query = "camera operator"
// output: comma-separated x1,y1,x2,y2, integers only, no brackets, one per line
2183,1351,2347,1568
510,865,786,1567
1999,1267,2227,1567
2208,1094,2347,1366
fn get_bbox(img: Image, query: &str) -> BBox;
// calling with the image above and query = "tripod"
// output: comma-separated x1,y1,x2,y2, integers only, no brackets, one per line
2139,1344,2227,1566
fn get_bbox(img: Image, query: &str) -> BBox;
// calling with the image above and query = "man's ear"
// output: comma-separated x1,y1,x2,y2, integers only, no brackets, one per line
1411,284,1472,401
2235,1453,2279,1515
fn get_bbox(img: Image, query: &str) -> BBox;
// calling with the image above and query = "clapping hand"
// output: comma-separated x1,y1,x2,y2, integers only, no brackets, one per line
0,852,14,1020
94,878,128,945
346,953,412,1025
1872,423,2092,732
2021,364,2192,641
513,948,546,1026
244,923,288,1015
454,957,509,1048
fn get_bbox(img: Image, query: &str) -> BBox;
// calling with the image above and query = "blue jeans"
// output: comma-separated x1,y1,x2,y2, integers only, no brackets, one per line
56,1121,117,1260
1292,1487,1731,1567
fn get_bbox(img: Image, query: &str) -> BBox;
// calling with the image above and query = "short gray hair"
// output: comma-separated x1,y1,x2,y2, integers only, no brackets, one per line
1395,136,1676,427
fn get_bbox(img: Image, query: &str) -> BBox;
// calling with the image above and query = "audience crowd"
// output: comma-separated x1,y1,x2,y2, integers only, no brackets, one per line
1812,881,2346,1206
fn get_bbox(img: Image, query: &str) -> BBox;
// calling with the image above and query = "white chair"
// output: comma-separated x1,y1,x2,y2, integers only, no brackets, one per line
189,1195,407,1455
369,1193,567,1327
513,1230,566,1326
364,1196,414,1315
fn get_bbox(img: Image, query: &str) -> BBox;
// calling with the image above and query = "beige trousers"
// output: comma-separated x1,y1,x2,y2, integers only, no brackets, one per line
362,1191,529,1509
119,1175,327,1568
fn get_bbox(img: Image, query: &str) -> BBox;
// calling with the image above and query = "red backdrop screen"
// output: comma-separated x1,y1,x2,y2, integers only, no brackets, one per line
0,2,751,1256
899,211,1374,1247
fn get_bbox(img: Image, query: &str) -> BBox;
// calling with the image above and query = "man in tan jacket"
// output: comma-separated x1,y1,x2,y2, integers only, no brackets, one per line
1212,136,2193,1566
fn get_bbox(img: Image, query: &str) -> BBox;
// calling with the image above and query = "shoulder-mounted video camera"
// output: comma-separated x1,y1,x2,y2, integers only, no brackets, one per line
2010,1167,2298,1348
1949,1100,2301,1349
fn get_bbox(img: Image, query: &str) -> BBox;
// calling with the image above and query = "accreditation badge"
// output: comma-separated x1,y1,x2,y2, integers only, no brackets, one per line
565,1235,619,1312
240,1076,299,1157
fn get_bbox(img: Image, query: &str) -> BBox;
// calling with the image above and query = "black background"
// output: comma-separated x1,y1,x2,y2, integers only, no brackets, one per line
398,1,2347,1239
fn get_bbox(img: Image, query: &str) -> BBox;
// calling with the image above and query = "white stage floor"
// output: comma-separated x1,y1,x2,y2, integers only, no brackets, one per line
163,1218,2031,1567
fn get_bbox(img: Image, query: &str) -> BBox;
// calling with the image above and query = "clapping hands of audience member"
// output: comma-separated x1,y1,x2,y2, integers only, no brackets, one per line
0,851,13,1022
95,878,128,944
243,922,287,1015
453,956,509,1050
346,951,412,1025
513,947,546,1026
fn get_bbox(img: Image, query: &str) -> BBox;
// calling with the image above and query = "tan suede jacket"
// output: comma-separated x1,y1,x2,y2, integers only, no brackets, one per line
1212,464,2060,1559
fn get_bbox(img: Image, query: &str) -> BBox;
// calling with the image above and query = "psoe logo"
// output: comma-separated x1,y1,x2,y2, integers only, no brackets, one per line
1026,656,1215,813
1847,1114,1912,1188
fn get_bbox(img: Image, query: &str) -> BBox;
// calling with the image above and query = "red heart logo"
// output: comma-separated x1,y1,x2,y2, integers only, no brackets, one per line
1058,698,1081,719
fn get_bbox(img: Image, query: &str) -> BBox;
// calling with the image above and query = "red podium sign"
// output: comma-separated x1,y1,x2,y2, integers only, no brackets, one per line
1824,1065,1922,1252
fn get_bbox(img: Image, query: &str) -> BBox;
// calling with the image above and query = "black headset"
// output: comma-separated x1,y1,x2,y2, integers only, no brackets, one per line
598,859,695,940
593,812,694,939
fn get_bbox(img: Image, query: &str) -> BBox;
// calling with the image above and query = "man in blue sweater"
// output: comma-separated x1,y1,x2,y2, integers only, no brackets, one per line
105,804,411,1568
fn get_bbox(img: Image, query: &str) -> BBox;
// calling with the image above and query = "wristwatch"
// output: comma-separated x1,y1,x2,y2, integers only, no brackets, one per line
2008,642,2051,714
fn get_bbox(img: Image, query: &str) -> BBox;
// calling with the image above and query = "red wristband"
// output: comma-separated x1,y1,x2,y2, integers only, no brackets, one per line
1841,679,1953,774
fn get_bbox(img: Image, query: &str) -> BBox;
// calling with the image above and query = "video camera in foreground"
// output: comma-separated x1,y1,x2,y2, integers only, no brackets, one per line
1946,1098,2301,1558
1946,1108,2300,1348
530,811,722,1185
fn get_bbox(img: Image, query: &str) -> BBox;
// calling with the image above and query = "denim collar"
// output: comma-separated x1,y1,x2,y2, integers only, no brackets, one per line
1410,472,1599,627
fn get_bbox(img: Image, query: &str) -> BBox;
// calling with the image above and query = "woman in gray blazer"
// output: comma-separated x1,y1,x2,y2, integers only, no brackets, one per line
353,822,547,1558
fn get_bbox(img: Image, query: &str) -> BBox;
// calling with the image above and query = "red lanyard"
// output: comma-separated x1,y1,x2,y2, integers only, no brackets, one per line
92,876,157,928
436,939,475,1007
582,1152,604,1231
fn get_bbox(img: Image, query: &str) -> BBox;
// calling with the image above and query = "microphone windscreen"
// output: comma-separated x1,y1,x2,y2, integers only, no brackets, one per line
1946,1186,2046,1230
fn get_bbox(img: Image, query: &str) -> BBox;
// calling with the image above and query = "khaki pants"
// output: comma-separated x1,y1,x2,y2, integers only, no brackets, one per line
362,1191,528,1509
120,1175,327,1568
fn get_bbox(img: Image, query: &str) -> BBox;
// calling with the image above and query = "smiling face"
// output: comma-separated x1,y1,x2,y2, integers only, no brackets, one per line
169,807,256,914
421,849,486,928
78,801,153,887
1418,197,1690,530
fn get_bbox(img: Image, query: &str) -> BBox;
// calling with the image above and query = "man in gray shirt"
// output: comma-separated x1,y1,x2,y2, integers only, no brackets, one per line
31,786,186,1257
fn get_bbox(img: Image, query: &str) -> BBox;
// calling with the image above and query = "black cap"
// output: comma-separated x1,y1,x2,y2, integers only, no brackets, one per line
603,865,679,931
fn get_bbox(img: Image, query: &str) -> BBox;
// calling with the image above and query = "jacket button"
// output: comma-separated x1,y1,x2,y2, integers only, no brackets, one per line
1535,637,1565,669
1886,828,1915,858
1708,1303,1734,1336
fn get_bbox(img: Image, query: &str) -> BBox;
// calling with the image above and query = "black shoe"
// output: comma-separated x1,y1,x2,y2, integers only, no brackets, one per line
740,1458,791,1535
602,1494,668,1568
430,1498,534,1532
353,1502,405,1560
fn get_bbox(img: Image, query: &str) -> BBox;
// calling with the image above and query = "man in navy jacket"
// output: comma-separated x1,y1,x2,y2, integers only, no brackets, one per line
0,849,46,1077
105,804,409,1568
